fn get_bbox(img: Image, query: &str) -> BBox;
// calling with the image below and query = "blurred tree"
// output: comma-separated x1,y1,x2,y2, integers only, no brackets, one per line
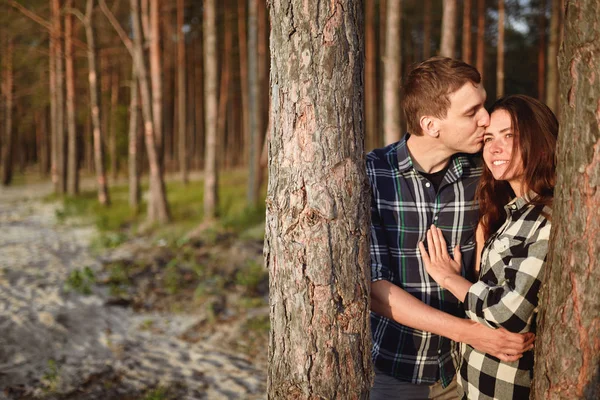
463,0,472,63
440,0,457,57
476,0,485,77
65,0,79,195
537,0,547,100
496,0,505,97
52,0,66,194
383,0,401,144
1,37,15,186
203,0,218,220
177,0,188,184
532,0,600,398
267,0,371,397
247,0,261,207
546,0,561,113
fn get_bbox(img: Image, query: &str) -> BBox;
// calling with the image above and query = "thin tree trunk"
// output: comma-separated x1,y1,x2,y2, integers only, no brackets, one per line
217,15,231,172
532,1,600,397
496,0,504,98
423,0,431,59
149,0,163,167
1,39,14,186
440,0,457,57
203,0,218,220
462,0,472,63
128,66,140,211
538,0,546,101
476,0,485,78
267,1,371,397
247,0,261,207
177,0,188,184
53,0,66,193
238,0,249,165
110,67,120,180
65,0,79,195
383,0,401,145
84,0,110,205
546,0,560,114
194,34,204,170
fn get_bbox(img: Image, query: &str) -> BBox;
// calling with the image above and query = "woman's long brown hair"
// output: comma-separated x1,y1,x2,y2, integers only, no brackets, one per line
477,95,558,239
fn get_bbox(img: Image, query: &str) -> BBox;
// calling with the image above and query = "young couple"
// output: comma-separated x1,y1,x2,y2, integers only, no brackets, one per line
367,57,557,399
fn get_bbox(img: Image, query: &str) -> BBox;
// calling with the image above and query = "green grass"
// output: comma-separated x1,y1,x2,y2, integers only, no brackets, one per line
51,170,267,247
64,267,96,295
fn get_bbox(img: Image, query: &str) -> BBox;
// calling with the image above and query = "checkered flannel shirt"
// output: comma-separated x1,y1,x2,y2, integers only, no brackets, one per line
459,195,552,399
367,135,482,387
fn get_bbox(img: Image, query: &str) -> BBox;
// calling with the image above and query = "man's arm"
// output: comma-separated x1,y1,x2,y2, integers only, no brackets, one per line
371,280,534,362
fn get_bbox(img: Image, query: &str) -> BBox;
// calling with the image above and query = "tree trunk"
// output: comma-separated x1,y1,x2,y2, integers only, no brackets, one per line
247,0,261,207
365,0,377,151
476,0,485,78
1,38,14,186
383,0,401,145
238,0,249,165
110,67,120,180
203,0,218,220
423,0,431,59
177,0,188,184
496,0,505,98
546,0,560,114
217,15,231,171
267,1,372,398
49,7,59,191
149,0,163,167
194,34,204,170
538,0,547,101
65,0,79,195
128,65,140,211
462,0,472,63
85,0,110,205
130,0,170,223
440,0,457,57
53,0,66,194
531,1,600,398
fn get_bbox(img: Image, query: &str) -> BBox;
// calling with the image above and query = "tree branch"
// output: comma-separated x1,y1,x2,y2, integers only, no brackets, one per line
98,0,134,56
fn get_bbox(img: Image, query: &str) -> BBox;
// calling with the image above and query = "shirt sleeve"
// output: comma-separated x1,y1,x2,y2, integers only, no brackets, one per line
367,161,391,282
464,221,551,333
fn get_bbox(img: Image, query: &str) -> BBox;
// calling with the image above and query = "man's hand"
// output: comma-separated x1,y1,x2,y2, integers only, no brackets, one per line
461,321,535,362
418,225,462,288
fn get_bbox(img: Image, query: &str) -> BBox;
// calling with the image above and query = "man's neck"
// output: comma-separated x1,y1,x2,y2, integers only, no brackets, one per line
406,134,454,173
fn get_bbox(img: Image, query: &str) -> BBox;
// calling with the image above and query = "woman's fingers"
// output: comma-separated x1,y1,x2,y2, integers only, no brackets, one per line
426,229,437,259
430,225,444,259
418,241,430,266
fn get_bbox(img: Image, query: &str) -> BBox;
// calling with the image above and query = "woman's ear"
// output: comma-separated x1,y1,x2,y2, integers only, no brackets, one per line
419,116,440,138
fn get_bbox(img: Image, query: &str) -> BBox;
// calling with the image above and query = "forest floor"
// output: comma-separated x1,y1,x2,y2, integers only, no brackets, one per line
0,177,268,400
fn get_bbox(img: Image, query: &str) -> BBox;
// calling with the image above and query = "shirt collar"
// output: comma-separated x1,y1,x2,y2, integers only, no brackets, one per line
504,190,538,213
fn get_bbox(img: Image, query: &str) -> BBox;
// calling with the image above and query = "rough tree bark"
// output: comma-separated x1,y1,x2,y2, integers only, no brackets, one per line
496,0,505,98
440,0,457,57
531,1,600,398
203,0,218,220
383,0,401,145
267,1,372,398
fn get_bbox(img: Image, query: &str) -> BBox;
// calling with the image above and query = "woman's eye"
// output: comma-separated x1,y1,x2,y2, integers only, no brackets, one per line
505,133,513,139
483,137,492,143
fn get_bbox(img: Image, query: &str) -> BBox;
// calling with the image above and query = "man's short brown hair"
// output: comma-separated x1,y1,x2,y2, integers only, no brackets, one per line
401,57,481,135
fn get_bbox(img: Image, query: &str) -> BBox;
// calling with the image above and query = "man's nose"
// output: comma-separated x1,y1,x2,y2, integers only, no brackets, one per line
478,109,490,127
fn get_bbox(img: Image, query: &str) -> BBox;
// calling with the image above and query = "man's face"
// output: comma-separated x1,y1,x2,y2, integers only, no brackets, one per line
437,82,489,154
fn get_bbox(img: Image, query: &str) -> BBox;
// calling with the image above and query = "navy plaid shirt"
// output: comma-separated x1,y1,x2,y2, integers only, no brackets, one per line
367,134,482,387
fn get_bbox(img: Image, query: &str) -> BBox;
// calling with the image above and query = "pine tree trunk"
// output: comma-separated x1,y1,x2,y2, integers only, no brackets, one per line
177,0,188,184
149,0,163,167
440,0,457,57
247,0,261,207
217,16,231,172
496,0,505,98
476,0,485,78
462,0,472,63
53,0,66,194
267,1,372,397
1,39,14,186
203,0,218,220
365,0,377,151
130,0,170,223
194,34,204,170
531,1,600,398
65,0,79,195
238,0,249,166
546,0,560,114
129,66,140,211
85,0,110,206
110,67,120,180
383,0,401,145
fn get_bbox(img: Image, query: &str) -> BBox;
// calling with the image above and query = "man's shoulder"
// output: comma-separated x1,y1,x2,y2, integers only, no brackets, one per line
366,140,404,168
455,152,484,178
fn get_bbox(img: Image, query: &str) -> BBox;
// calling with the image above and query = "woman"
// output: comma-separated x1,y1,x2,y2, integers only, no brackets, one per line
418,94,558,399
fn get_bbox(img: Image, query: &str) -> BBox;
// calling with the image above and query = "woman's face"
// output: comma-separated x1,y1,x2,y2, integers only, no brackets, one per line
483,109,525,195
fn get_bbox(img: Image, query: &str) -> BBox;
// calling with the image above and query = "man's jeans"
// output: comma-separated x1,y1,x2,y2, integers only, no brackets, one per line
370,368,459,400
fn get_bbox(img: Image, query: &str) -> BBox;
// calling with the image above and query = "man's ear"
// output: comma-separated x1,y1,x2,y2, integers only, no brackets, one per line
419,116,440,138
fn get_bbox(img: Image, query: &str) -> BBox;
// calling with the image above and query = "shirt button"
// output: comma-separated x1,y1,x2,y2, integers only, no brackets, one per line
510,204,517,210
433,215,439,221
425,182,431,188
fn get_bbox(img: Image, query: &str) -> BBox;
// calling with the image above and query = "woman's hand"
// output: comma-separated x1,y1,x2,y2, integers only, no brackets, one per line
418,225,463,288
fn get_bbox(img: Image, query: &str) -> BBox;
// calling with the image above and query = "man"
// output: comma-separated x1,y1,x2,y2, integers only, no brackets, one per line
367,57,534,399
